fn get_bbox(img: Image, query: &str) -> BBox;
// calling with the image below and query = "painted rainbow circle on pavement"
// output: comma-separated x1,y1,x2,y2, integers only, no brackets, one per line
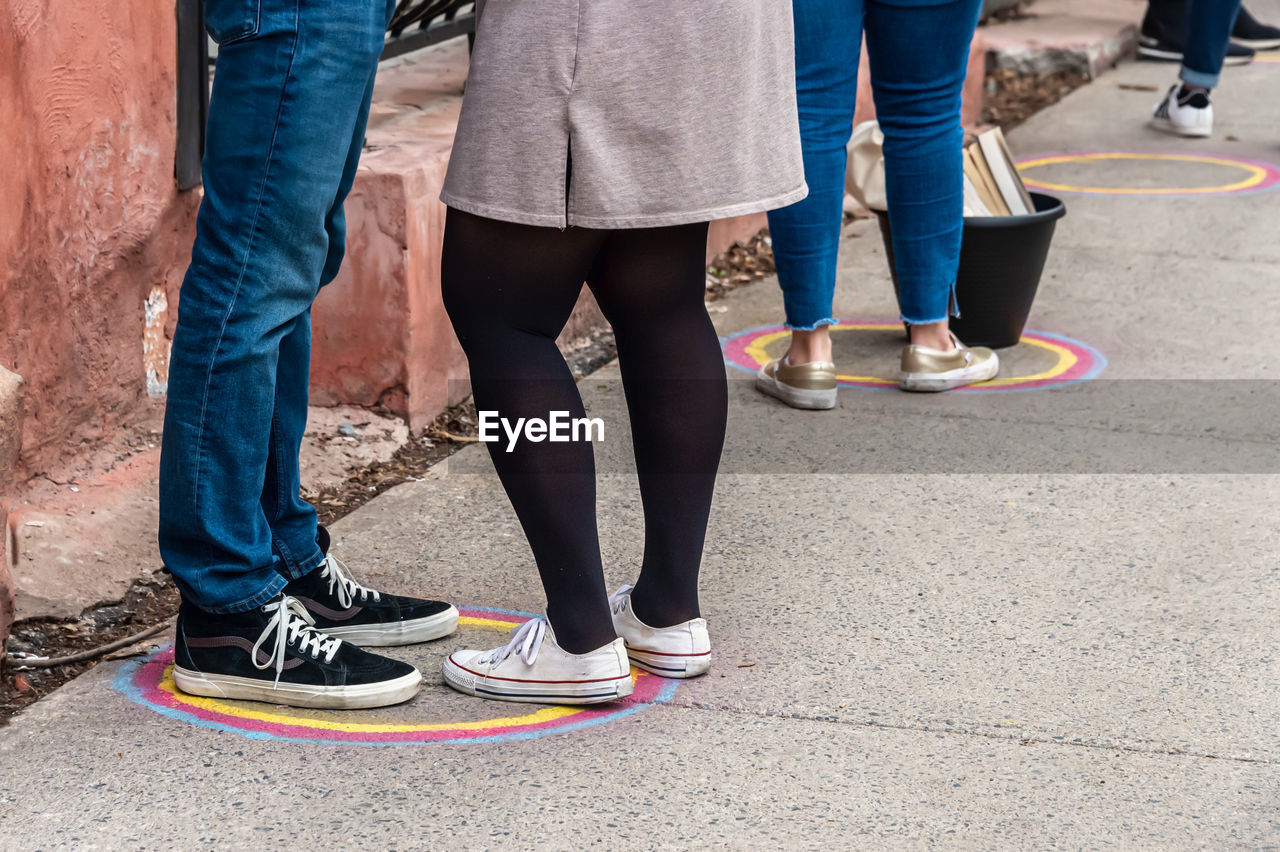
722,320,1106,393
1017,152,1280,197
113,607,677,746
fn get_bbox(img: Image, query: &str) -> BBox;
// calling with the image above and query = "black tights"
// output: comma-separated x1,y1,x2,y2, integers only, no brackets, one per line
441,209,728,654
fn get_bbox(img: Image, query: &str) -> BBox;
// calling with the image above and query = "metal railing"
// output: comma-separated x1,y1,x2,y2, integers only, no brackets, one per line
386,1,476,60
175,0,477,189
175,0,210,190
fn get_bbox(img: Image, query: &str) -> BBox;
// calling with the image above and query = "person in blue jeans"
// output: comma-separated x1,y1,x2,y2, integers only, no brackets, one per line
755,0,1000,408
159,0,458,710
1139,0,1280,66
1151,0,1248,137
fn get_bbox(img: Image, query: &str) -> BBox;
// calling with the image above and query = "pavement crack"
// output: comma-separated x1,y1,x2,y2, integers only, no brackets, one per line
640,697,1278,766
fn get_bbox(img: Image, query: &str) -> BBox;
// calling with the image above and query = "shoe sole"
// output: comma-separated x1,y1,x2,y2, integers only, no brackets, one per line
441,656,634,705
1138,44,1255,65
1233,38,1280,50
172,666,422,709
755,370,837,410
626,648,711,679
900,353,999,392
321,605,460,647
1137,44,1182,62
1149,117,1212,138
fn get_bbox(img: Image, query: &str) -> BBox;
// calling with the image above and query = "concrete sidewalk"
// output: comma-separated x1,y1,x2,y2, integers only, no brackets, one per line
3,45,1280,851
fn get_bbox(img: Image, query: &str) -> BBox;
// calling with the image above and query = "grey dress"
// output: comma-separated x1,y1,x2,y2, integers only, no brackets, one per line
440,0,807,229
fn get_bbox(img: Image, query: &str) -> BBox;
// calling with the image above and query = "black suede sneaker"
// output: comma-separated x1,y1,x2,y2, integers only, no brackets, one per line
173,594,422,709
1233,6,1280,50
1138,32,1256,64
283,526,459,647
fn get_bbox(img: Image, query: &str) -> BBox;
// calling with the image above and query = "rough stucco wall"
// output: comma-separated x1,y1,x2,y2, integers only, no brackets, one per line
0,1,198,482
0,367,21,646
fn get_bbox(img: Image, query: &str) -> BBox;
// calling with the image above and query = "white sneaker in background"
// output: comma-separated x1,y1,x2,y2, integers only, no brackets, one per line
1151,84,1213,138
442,618,633,705
609,585,712,678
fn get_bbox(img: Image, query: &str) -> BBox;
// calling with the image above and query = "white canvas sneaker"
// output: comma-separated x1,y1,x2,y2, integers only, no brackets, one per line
442,618,633,705
1151,84,1213,138
608,585,712,678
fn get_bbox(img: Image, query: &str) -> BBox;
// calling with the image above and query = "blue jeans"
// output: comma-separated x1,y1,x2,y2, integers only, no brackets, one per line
767,0,983,329
1181,0,1245,88
159,0,394,613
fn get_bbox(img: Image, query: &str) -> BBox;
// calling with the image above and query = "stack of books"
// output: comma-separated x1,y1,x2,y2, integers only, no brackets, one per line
962,127,1035,217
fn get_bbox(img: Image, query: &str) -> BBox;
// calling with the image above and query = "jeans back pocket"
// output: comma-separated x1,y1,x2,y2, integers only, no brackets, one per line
204,0,262,45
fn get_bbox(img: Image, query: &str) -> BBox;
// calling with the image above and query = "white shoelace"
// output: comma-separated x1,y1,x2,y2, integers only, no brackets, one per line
251,595,342,685
318,552,381,609
608,585,635,615
479,618,547,667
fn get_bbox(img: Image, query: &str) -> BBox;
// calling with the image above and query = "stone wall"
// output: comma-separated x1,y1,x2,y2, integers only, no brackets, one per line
0,1,199,483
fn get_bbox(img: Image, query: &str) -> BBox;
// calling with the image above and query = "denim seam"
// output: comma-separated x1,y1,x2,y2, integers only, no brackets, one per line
272,533,323,581
901,282,959,327
188,3,302,600
267,405,286,524
293,548,326,581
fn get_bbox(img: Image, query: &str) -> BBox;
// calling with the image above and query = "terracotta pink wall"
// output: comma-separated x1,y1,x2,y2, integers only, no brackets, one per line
0,1,198,482
0,367,21,643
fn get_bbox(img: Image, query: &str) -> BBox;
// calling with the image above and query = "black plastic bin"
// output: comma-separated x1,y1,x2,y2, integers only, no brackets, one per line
875,192,1066,349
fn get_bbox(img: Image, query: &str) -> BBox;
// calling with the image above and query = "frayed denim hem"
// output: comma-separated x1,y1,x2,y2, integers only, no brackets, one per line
784,317,839,332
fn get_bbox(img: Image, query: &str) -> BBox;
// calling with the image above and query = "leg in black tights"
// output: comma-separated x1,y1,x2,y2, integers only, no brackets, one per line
441,209,727,654
585,225,728,629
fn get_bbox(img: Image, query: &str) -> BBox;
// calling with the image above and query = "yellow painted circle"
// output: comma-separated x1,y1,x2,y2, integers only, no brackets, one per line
742,321,1077,388
1018,152,1268,196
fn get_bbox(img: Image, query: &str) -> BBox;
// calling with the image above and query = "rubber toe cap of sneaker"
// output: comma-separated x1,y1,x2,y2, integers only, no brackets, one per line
445,649,486,670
